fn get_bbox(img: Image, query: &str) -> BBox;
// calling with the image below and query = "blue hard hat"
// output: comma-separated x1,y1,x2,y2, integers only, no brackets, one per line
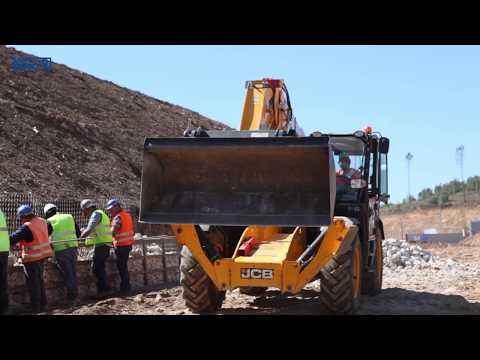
17,205,33,219
106,198,120,210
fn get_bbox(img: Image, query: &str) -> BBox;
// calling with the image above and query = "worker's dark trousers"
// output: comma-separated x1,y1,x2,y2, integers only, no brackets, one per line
0,252,9,314
115,245,132,294
23,259,47,313
92,245,111,294
54,247,79,300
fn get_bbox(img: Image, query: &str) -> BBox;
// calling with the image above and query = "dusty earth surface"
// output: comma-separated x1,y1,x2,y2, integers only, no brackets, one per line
42,236,480,316
0,46,228,202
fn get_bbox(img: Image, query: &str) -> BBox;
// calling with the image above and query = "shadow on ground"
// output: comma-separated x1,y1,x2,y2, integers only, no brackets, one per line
218,289,328,315
10,285,480,315
217,287,480,315
357,287,480,315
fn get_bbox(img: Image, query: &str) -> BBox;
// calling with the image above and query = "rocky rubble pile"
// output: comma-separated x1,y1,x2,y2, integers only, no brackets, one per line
383,239,439,269
383,239,466,271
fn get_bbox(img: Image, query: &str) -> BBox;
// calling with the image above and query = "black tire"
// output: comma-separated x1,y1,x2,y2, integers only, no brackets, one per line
319,236,362,314
362,233,383,296
180,246,225,313
239,287,267,296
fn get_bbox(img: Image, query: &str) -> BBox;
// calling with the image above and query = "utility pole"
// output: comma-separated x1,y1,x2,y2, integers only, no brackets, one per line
405,152,413,202
456,145,468,235
456,145,466,203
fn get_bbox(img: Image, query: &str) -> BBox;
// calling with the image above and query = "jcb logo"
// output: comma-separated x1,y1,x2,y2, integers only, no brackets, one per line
240,268,273,280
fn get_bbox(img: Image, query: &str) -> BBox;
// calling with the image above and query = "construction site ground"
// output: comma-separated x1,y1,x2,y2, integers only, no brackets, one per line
42,235,480,315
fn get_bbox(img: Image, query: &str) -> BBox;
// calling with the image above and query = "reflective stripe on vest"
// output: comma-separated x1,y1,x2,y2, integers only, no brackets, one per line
91,210,113,245
114,231,135,245
22,217,53,263
23,242,53,260
49,213,78,252
24,242,53,251
115,231,134,239
53,230,77,237
0,210,9,252
112,210,134,246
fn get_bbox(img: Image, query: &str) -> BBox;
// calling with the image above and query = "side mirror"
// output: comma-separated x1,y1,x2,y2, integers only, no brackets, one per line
379,137,389,154
380,194,390,204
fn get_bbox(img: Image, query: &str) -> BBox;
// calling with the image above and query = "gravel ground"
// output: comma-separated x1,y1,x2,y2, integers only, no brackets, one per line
46,239,480,315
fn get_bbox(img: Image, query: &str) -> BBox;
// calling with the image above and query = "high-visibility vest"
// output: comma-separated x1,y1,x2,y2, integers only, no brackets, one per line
85,210,113,246
21,217,54,263
336,168,361,186
49,213,78,252
112,210,135,247
0,209,9,253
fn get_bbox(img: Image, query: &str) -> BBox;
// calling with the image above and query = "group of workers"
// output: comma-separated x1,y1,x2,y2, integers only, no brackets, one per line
0,198,135,314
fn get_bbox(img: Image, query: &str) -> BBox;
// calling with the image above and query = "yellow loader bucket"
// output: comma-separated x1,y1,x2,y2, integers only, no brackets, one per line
139,136,336,226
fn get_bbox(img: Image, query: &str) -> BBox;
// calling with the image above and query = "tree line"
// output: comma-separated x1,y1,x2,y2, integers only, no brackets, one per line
412,176,480,206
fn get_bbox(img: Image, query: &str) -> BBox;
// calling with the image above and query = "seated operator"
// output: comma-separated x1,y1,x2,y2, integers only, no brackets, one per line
336,152,362,196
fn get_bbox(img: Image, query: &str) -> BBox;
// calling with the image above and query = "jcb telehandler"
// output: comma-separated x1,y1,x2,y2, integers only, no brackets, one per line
139,79,390,314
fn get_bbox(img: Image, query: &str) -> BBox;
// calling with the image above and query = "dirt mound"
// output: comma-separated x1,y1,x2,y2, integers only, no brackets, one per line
0,46,229,201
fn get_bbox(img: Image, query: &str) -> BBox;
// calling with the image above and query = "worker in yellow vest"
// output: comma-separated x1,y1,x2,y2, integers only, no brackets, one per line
44,203,81,305
0,207,9,314
79,199,113,299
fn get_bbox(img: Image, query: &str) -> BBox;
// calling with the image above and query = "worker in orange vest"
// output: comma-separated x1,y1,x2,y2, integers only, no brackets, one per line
106,199,135,296
9,205,54,313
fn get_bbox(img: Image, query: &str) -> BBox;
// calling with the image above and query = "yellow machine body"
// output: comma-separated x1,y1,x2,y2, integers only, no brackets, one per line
140,78,358,295
172,217,357,294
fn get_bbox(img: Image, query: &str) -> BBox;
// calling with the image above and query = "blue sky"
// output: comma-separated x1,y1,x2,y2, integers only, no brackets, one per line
8,45,480,203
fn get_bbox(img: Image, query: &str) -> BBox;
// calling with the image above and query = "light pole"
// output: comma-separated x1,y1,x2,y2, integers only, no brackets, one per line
405,152,413,202
456,145,468,235
456,145,466,204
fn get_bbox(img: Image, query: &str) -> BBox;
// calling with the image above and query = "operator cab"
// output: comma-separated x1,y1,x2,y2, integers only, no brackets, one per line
330,136,367,204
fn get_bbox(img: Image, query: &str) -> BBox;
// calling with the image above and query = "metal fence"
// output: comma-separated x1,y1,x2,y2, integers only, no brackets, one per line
0,192,137,233
0,192,181,261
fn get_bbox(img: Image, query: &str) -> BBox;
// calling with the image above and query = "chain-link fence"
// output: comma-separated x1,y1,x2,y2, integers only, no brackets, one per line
0,192,143,258
0,192,178,262
0,192,136,233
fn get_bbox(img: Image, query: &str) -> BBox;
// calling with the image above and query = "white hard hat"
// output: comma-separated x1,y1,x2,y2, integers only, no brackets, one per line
80,199,96,211
43,203,57,216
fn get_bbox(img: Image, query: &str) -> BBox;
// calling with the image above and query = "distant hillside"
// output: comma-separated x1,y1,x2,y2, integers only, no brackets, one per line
384,176,480,215
0,46,230,202
382,206,480,240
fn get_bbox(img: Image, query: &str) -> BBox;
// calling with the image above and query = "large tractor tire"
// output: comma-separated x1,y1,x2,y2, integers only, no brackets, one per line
362,232,383,296
180,246,225,313
239,287,267,296
319,236,362,314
